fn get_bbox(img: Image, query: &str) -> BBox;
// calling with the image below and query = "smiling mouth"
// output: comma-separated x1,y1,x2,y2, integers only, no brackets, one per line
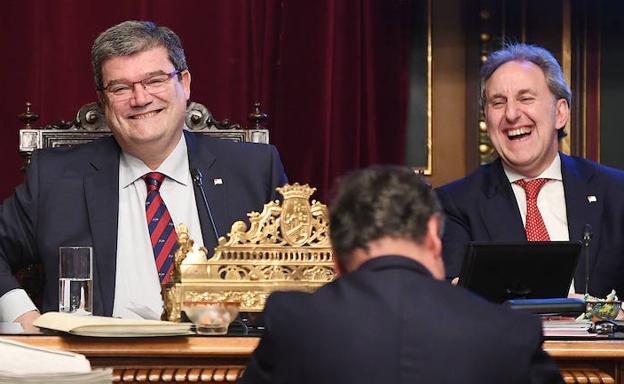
507,127,532,140
129,109,162,120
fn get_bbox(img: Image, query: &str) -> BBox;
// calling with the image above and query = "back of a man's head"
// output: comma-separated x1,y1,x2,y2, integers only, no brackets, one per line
329,165,442,269
242,165,563,384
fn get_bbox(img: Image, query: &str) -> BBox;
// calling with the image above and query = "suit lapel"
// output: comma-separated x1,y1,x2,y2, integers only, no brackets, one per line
185,131,225,254
84,139,120,316
479,159,527,241
561,154,603,284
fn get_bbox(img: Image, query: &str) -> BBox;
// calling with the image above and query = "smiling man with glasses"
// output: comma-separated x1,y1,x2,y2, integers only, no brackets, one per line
0,20,288,329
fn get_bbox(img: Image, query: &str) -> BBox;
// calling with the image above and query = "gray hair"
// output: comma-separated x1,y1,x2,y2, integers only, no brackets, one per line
480,43,571,138
92,20,188,90
329,165,442,264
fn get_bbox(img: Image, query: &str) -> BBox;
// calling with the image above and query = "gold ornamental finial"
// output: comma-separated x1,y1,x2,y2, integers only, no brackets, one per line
276,183,316,200
247,101,267,129
18,102,40,128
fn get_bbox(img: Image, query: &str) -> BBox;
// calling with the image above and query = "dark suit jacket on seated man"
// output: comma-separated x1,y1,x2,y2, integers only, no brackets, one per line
0,21,287,329
240,166,563,384
436,43,624,298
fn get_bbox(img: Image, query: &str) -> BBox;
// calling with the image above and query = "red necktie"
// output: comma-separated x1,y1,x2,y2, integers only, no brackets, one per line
515,178,550,241
143,172,179,284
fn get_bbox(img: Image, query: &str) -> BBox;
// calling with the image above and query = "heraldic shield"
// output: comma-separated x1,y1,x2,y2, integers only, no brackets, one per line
278,184,314,246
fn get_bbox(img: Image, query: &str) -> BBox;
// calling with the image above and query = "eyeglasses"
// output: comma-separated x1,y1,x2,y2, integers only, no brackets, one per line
101,70,182,100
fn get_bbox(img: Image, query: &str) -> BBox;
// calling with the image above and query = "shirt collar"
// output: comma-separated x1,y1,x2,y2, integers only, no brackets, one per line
119,133,189,188
503,153,563,183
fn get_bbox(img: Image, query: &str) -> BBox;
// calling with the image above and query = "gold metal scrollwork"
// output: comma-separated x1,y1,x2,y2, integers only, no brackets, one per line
162,183,335,321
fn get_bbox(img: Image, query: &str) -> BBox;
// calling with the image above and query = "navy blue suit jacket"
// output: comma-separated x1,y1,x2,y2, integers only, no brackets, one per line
0,131,287,315
241,256,563,384
436,153,624,298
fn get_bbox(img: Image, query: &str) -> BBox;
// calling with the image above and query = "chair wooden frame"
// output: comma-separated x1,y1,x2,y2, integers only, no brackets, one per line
18,101,270,168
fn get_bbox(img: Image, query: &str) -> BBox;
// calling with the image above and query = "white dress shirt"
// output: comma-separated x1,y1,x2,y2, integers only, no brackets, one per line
0,289,37,322
113,134,203,319
503,153,576,293
503,154,569,241
0,134,203,321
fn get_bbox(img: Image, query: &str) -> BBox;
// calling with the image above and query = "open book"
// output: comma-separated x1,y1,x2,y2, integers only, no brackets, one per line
33,312,193,337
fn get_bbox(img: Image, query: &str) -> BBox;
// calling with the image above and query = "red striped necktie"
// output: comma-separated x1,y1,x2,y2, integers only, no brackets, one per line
514,178,551,241
142,172,179,284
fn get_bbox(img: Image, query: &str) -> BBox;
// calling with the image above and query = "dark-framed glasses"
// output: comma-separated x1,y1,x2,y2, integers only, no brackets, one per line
102,70,182,100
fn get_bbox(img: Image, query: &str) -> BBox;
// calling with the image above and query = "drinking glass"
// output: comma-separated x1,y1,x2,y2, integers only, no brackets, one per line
58,247,93,315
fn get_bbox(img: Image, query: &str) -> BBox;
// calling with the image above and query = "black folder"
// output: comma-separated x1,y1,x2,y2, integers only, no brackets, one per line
458,241,582,304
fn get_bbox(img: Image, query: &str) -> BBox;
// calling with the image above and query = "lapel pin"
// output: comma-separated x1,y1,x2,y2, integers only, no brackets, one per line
587,195,597,203
213,178,223,185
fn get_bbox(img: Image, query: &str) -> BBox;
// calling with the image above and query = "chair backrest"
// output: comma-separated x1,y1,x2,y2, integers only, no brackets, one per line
18,101,269,167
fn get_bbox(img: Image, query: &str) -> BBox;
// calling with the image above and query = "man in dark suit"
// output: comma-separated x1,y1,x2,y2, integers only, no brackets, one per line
240,166,563,384
436,44,624,298
0,21,286,328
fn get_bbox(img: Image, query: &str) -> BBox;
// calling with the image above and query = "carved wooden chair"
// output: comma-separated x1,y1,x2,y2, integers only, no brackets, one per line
18,101,269,168
15,100,270,308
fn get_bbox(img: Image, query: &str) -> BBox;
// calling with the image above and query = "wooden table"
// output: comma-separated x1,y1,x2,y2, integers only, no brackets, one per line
5,335,624,383
4,335,258,383
546,339,624,383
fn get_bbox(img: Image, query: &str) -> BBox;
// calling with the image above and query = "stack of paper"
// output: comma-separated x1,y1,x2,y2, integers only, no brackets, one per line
0,338,112,383
542,319,594,337
33,312,193,337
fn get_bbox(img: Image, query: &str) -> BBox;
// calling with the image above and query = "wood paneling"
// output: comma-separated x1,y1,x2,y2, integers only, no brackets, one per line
429,0,467,187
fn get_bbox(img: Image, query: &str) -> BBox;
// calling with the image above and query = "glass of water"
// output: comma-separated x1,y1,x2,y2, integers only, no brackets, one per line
58,247,93,315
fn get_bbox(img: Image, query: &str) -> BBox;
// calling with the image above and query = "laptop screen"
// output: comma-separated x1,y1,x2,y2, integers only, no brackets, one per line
458,241,581,303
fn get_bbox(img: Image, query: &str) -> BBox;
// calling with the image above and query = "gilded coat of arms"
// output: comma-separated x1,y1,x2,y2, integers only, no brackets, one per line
278,185,314,246
162,183,335,321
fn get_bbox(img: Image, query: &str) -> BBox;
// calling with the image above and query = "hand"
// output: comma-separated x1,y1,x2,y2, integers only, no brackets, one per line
15,310,41,333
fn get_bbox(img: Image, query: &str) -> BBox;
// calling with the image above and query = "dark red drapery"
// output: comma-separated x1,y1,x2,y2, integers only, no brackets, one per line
0,0,410,203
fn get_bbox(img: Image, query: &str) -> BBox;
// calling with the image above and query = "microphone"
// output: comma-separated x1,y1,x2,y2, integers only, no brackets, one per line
582,224,593,295
190,168,220,246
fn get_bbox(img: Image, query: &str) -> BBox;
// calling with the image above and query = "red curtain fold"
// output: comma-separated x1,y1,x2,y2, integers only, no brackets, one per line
0,0,411,203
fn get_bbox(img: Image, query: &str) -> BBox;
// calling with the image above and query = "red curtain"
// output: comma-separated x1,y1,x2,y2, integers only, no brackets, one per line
0,0,411,203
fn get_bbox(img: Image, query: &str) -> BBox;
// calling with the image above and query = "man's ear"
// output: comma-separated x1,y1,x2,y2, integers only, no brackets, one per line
338,248,369,274
428,216,442,252
555,98,570,129
333,256,346,277
181,70,191,101
426,215,445,279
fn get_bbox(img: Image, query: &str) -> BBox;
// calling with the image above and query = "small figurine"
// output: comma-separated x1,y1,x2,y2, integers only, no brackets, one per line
170,224,208,283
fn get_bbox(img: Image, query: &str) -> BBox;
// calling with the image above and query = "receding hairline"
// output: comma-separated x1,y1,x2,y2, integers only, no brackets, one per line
483,60,553,101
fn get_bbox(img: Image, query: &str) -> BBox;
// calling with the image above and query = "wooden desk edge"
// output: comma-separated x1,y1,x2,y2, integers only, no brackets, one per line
544,339,624,359
5,336,624,384
9,336,624,360
3,335,260,357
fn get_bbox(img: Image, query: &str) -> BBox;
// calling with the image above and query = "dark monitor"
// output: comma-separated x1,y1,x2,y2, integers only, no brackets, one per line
458,241,581,304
